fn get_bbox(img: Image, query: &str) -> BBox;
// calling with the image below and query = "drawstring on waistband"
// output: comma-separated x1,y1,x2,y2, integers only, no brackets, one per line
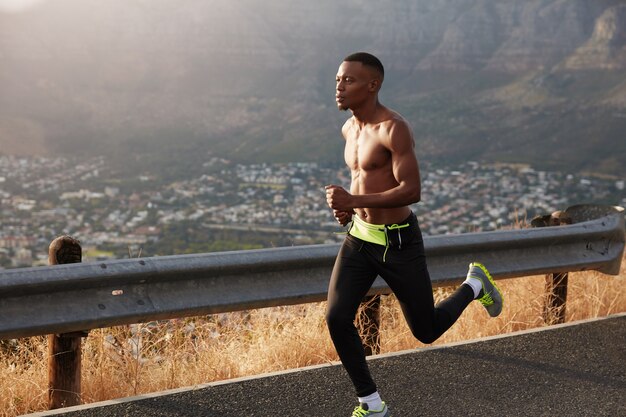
382,223,411,262
346,214,413,262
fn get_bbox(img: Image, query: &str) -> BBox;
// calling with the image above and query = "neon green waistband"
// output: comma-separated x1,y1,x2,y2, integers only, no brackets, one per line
348,214,413,262
348,214,387,246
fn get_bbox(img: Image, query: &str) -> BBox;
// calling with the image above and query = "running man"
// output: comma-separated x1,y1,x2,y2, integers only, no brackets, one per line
325,52,503,417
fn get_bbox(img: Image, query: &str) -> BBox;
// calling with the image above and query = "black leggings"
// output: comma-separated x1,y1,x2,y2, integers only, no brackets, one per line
325,214,474,397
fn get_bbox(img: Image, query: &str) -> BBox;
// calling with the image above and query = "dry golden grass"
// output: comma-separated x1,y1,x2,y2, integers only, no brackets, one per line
1,254,625,416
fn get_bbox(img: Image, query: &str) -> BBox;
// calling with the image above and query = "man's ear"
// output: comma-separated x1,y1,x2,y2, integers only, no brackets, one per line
368,78,381,92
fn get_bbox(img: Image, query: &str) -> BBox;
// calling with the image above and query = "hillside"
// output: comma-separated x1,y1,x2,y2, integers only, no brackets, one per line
0,0,625,177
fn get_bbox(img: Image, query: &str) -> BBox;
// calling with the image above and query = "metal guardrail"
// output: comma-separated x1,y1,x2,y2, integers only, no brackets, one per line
0,208,624,341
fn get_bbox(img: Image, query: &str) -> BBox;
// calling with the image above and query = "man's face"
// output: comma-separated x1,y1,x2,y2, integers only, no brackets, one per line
335,61,377,111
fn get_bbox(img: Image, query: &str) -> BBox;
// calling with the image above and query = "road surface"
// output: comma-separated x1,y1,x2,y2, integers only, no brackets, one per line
28,314,626,417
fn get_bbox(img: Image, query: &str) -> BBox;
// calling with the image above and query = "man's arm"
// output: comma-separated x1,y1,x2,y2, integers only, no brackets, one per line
326,120,421,211
328,118,356,225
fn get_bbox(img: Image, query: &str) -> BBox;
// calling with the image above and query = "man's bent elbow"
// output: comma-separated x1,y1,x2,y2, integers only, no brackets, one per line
414,190,421,204
399,182,420,204
408,188,421,204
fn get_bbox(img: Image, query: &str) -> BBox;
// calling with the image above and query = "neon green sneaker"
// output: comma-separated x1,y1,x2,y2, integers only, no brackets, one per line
467,262,503,317
351,402,390,417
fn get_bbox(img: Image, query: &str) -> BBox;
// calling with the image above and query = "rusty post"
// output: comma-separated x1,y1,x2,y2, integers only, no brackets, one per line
532,211,572,325
48,236,87,409
356,295,381,356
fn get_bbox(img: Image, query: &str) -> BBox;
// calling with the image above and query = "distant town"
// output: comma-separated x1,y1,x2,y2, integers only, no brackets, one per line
0,154,624,268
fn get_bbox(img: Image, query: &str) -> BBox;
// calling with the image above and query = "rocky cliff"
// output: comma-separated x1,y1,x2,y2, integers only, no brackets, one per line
0,0,624,176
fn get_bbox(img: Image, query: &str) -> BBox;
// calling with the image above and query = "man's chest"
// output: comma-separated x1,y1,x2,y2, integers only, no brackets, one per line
344,134,391,172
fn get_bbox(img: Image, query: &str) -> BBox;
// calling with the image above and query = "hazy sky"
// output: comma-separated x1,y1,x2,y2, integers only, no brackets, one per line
0,0,48,13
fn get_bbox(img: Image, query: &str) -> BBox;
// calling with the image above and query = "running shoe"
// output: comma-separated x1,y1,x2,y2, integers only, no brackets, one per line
352,402,390,417
467,262,503,317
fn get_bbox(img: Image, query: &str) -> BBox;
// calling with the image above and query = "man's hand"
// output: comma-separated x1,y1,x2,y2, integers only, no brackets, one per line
333,209,353,226
325,185,354,212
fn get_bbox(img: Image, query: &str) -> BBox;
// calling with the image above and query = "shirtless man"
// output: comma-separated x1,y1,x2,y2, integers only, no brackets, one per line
325,52,503,417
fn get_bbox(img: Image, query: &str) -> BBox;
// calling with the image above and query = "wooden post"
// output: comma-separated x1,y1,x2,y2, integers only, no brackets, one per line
544,272,569,325
357,295,381,356
48,236,86,409
532,211,572,325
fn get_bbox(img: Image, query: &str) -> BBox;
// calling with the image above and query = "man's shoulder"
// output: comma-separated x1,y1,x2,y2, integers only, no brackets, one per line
378,110,411,135
340,117,354,137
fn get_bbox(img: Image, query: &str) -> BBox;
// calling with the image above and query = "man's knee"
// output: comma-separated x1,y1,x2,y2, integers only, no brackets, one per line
325,308,353,333
410,327,438,344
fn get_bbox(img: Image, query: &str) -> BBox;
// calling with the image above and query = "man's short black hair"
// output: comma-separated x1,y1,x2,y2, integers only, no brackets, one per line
343,52,384,79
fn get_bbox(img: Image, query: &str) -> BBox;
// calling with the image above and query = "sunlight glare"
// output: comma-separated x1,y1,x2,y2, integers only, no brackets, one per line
0,0,48,13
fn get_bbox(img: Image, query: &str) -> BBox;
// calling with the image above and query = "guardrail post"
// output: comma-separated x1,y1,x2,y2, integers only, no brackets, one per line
357,295,381,356
532,211,572,325
48,236,86,409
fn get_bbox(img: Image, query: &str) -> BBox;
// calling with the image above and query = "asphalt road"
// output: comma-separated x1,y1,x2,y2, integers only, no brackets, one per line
29,314,626,417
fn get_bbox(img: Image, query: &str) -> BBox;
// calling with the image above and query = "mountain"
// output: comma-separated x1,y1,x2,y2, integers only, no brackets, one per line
0,0,625,177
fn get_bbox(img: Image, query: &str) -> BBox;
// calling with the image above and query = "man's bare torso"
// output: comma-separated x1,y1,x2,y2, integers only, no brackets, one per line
343,110,413,225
